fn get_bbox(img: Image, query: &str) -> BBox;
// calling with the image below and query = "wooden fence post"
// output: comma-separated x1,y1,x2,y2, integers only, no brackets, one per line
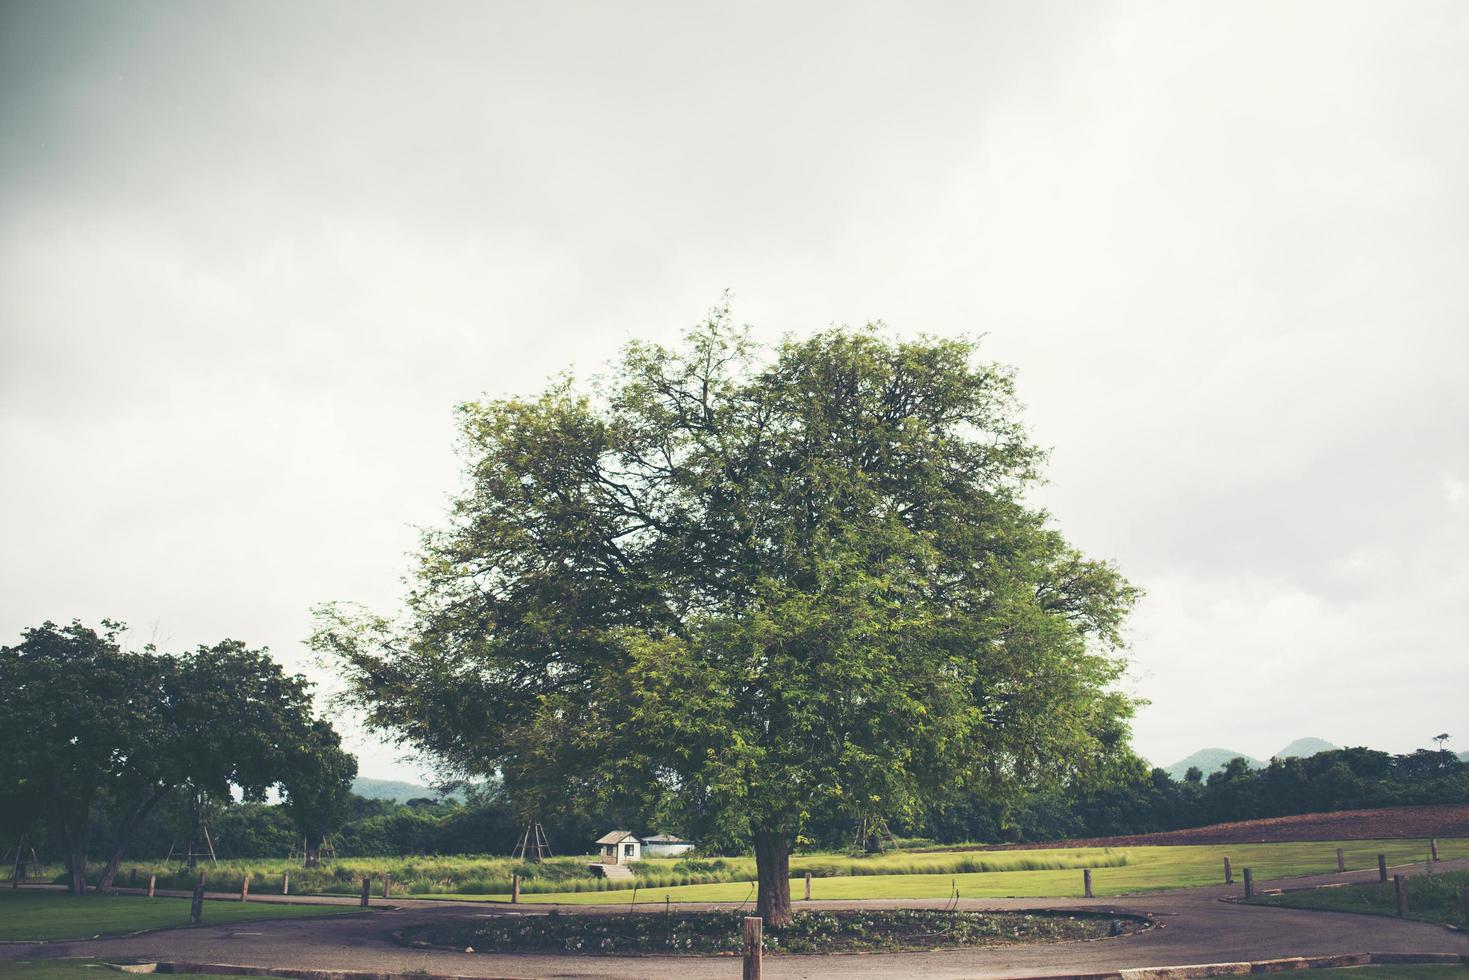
383,873,392,899
1223,857,1232,884
240,875,250,902
1243,868,1254,899
804,872,812,901
189,873,205,925
1378,854,1388,882
282,872,289,896
147,875,156,898
1083,868,1093,898
1394,875,1407,916
360,876,371,908
129,868,138,888
743,916,762,980
511,873,520,904
1336,848,1344,873
1430,839,1439,862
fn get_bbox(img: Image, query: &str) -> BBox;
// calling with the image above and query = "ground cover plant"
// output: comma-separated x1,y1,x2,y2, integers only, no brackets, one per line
1247,869,1469,928
403,908,1144,955
0,891,362,942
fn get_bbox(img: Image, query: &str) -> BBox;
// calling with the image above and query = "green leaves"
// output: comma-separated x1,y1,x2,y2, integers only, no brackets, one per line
316,312,1139,867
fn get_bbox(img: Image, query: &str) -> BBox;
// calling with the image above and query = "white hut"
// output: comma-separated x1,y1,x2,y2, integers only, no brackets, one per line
641,833,696,858
595,830,642,864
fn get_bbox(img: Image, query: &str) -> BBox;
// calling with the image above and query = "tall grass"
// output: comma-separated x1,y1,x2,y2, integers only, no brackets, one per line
54,847,1131,897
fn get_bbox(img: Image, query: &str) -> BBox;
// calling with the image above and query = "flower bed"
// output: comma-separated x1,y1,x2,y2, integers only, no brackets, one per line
401,908,1147,955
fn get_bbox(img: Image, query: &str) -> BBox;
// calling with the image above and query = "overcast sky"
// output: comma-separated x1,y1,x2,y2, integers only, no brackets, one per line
3,1,1465,782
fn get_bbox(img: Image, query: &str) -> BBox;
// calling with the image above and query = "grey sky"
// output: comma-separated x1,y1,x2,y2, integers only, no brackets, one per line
2,1,1465,781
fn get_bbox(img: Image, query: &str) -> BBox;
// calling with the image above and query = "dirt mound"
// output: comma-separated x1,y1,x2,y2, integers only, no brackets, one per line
971,805,1469,850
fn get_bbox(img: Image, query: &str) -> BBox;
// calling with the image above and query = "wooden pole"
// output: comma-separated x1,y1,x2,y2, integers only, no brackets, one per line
130,868,138,888
1243,868,1254,899
383,873,392,899
360,876,371,908
1394,875,1407,916
189,873,205,925
282,873,289,896
147,875,156,898
1378,854,1388,882
1430,839,1439,862
1223,857,1232,884
742,916,762,980
240,875,250,902
1083,868,1093,898
804,872,812,901
1336,848,1344,873
511,873,520,904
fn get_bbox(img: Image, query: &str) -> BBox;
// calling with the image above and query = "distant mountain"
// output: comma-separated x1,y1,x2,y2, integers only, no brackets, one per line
352,777,441,802
1162,748,1265,782
1274,737,1339,759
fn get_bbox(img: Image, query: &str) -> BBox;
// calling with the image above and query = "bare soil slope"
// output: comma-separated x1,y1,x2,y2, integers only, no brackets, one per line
972,804,1469,850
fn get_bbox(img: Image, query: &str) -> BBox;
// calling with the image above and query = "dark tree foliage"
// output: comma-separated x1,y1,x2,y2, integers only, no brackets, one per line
315,313,1139,923
929,745,1469,844
280,720,357,867
0,621,350,892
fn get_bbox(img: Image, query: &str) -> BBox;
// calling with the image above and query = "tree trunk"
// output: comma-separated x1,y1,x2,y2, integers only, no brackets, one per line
753,829,793,927
96,788,170,892
63,826,88,896
303,839,320,868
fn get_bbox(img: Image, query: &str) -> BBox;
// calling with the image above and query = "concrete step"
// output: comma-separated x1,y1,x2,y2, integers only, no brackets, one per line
589,863,637,880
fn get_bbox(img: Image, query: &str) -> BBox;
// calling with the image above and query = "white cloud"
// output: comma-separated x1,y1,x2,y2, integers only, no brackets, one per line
3,1,1466,778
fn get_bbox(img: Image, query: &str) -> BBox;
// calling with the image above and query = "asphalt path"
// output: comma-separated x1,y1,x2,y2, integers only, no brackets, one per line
4,858,1467,978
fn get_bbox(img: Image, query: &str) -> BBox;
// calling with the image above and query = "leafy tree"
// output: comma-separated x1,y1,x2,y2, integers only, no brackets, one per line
0,622,167,893
315,314,1138,923
280,720,357,866
92,639,318,890
1,621,347,892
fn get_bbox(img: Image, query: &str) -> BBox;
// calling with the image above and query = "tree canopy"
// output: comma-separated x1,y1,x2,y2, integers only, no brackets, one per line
0,620,350,892
315,312,1139,923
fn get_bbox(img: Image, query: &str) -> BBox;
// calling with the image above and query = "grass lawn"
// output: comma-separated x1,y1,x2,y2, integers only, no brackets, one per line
1248,869,1469,928
0,963,292,980
445,838,1469,905
0,891,363,942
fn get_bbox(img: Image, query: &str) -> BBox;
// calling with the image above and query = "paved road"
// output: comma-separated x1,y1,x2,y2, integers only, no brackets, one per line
5,859,1466,978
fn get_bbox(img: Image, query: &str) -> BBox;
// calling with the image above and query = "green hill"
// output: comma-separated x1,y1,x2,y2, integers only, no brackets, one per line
352,776,440,802
1273,737,1339,759
1162,748,1264,781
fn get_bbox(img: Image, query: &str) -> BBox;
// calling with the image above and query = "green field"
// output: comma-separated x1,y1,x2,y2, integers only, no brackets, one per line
454,838,1469,905
41,845,1137,899
0,891,363,942
28,837,1467,908
1249,869,1469,928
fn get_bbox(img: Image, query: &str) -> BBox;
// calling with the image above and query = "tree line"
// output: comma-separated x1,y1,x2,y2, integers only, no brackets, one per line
53,742,1463,863
0,620,356,894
